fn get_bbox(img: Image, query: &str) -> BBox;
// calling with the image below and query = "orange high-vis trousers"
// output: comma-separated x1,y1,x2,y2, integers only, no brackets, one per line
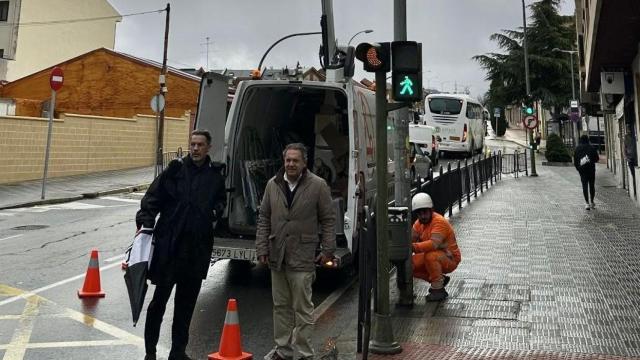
412,250,458,287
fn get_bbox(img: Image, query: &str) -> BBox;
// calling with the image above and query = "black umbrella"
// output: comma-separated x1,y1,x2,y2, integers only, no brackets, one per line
123,228,154,326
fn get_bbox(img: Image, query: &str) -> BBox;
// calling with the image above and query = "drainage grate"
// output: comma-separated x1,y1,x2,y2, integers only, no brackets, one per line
11,225,49,230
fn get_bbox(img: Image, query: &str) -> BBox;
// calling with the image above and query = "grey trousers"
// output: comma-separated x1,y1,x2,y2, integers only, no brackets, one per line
270,268,316,359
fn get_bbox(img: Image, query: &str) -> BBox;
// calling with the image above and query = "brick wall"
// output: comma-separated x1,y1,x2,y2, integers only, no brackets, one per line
0,112,190,184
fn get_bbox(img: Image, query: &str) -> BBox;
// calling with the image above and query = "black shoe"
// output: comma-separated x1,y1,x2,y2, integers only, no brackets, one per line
168,354,192,360
425,288,448,302
443,275,450,287
144,355,156,360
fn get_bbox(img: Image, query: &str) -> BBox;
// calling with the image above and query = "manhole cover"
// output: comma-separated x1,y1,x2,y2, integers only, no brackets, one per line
11,225,49,230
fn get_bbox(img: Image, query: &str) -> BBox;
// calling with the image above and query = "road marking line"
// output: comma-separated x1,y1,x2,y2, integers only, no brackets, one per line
0,254,124,307
3,295,40,360
100,196,141,204
0,340,132,350
0,284,144,355
64,308,144,346
314,276,357,322
0,234,23,242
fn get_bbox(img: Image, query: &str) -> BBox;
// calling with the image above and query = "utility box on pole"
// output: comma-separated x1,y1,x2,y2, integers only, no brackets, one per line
387,207,410,261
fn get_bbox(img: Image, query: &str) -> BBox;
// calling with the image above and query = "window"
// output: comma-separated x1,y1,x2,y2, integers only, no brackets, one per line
428,98,463,115
467,103,480,119
0,2,8,22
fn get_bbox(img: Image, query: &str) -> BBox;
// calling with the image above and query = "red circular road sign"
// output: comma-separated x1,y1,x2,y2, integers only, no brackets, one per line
523,115,539,129
50,67,64,91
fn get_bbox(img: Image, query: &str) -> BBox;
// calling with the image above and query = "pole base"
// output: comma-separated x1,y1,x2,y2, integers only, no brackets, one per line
369,313,402,355
530,173,539,177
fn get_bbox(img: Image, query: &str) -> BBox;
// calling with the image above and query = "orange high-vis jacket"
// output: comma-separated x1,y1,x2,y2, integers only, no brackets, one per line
412,212,461,263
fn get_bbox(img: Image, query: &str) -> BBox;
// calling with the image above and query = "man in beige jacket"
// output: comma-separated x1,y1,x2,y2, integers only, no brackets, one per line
256,142,336,360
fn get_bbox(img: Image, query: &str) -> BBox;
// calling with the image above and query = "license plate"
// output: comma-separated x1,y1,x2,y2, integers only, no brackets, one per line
212,247,257,261
449,136,460,141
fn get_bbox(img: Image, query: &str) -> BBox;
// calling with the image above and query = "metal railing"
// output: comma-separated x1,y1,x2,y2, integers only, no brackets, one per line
161,147,184,170
501,149,528,177
411,152,503,216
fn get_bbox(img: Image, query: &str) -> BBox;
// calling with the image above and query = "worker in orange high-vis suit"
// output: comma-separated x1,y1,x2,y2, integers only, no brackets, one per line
411,193,462,301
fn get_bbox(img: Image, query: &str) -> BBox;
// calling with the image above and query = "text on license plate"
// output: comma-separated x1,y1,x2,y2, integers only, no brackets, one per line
212,247,257,261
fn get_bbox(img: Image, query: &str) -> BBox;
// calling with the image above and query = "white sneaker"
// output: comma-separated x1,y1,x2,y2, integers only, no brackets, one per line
585,203,590,210
590,202,596,209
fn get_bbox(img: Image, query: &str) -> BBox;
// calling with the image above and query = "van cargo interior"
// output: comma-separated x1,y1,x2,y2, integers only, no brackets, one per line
227,85,349,236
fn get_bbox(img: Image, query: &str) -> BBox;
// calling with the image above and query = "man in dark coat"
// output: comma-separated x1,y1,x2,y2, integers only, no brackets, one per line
574,134,599,210
136,129,226,360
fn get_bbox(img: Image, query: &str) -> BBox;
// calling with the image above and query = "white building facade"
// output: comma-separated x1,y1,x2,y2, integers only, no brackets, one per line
0,0,120,82
576,0,640,207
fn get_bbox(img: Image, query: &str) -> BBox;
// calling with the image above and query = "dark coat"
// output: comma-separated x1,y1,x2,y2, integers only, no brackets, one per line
136,155,225,284
573,143,599,175
255,168,336,272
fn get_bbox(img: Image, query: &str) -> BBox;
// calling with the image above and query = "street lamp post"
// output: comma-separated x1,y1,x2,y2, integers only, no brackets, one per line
521,0,538,177
552,48,577,100
347,29,373,47
552,48,578,147
257,32,322,74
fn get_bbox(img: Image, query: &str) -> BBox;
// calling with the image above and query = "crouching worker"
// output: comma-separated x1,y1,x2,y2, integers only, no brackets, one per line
411,193,461,301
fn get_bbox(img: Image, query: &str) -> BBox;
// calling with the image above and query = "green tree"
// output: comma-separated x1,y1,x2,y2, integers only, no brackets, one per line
473,0,576,112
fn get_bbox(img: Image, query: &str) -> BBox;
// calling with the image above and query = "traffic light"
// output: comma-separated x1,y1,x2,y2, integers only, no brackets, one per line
524,104,535,115
391,41,422,102
355,42,390,73
522,96,536,116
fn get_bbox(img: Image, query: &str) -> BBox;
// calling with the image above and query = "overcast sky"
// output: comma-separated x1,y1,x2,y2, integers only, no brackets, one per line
108,0,575,98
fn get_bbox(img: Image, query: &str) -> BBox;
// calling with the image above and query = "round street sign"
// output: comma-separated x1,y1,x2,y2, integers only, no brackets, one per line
523,115,539,129
150,94,165,113
49,67,64,91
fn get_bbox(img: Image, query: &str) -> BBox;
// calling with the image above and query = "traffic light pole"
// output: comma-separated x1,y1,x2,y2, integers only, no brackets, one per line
392,0,414,308
370,71,402,355
521,0,537,177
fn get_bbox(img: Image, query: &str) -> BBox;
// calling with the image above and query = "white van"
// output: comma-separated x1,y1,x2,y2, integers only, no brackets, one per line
194,73,423,269
423,94,485,157
409,123,439,165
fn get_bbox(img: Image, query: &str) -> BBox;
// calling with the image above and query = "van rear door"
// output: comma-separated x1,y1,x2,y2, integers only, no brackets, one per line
194,72,229,162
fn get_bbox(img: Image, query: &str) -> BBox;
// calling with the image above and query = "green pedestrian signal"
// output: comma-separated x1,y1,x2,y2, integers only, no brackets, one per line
391,41,422,102
525,106,534,115
399,76,414,95
392,72,421,102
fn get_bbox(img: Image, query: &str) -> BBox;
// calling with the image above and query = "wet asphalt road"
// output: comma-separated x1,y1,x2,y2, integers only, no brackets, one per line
0,193,352,360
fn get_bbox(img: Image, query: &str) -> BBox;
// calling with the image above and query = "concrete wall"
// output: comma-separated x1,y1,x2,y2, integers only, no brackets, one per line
0,112,189,184
3,0,120,81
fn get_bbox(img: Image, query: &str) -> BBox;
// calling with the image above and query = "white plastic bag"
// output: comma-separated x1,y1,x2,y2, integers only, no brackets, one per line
579,155,590,167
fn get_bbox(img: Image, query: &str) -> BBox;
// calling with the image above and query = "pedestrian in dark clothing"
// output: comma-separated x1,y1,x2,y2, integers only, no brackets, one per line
625,132,638,198
136,129,226,360
573,134,599,210
535,131,542,153
256,143,336,360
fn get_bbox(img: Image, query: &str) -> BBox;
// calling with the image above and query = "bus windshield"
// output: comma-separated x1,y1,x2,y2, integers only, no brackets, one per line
428,98,463,115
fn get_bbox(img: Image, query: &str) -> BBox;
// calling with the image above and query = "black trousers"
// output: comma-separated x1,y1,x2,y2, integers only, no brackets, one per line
579,169,596,203
144,276,202,356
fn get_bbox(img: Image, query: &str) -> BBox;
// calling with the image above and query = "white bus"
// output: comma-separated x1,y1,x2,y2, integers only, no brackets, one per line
423,94,486,157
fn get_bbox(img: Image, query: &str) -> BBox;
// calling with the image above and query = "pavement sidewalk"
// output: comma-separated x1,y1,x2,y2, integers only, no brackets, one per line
334,161,640,359
0,166,154,210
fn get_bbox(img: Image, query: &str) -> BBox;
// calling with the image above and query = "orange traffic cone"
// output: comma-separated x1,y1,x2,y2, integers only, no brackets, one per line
208,299,252,360
77,249,105,298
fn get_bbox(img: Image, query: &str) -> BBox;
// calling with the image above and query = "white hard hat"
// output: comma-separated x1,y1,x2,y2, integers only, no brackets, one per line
412,193,433,211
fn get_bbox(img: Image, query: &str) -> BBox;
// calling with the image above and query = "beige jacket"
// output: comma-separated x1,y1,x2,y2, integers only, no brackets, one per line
255,168,336,271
